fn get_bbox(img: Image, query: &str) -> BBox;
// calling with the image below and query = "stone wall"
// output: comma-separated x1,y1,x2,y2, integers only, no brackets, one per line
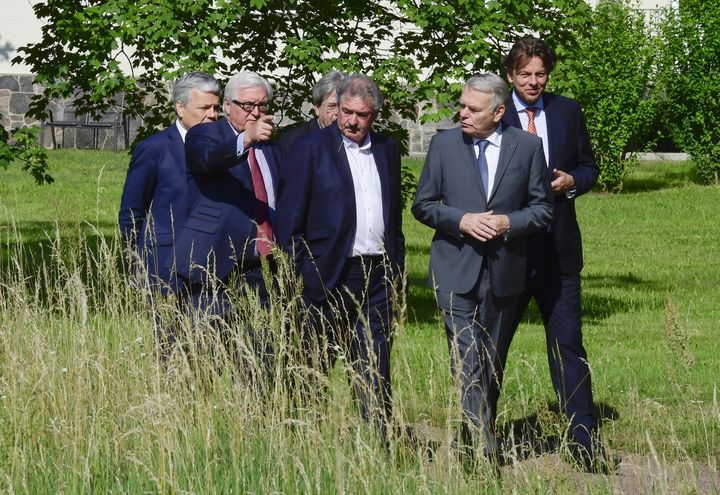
0,73,132,151
2,72,446,155
0,73,40,130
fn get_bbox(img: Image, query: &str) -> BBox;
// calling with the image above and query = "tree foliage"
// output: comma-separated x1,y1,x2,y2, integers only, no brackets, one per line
657,0,720,184
15,0,592,152
0,121,52,185
552,0,660,192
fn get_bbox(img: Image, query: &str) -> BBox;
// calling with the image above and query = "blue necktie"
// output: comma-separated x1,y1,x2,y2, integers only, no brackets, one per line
477,139,490,197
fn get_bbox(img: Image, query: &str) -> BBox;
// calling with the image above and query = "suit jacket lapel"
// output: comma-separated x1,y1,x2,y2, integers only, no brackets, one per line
488,126,518,205
503,99,522,129
167,125,186,169
542,93,558,166
370,133,391,231
330,127,357,217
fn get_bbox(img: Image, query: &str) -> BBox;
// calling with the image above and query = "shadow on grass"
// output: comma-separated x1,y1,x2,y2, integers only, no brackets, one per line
500,401,619,460
1,221,123,303
621,162,701,193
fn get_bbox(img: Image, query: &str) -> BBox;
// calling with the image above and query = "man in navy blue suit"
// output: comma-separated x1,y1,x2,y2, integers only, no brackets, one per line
119,72,220,292
177,70,282,309
119,72,220,355
277,74,405,438
175,71,282,381
501,37,610,472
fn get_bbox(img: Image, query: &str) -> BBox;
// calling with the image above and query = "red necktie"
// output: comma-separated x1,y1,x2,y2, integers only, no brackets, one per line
526,107,537,135
248,147,273,257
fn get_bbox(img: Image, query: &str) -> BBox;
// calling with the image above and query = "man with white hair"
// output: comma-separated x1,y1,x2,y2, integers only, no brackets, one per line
174,72,282,381
119,71,220,293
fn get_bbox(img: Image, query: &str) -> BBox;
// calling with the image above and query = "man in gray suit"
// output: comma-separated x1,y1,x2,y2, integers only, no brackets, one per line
412,73,552,463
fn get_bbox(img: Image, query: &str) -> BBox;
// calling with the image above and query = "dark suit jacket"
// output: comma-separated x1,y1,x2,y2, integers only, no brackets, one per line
175,118,281,284
118,124,188,291
277,124,405,303
279,117,321,155
502,92,599,274
412,125,553,298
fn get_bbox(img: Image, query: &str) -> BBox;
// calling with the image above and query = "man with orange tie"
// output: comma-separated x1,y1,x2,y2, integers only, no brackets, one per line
174,72,281,382
501,37,610,472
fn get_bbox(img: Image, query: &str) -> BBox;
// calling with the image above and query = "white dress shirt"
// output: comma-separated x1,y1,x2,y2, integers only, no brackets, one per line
473,125,503,200
343,134,385,256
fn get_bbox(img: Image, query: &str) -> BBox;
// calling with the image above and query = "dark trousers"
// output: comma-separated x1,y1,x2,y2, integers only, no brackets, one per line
178,260,275,388
514,238,598,453
436,263,517,458
303,255,394,437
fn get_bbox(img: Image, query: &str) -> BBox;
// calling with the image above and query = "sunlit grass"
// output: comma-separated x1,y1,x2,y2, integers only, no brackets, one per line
0,151,718,492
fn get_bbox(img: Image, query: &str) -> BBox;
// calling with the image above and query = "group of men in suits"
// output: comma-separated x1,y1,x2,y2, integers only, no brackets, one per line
413,36,607,472
119,36,608,472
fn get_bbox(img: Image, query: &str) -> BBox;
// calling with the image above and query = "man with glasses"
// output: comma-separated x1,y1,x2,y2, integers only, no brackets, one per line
174,71,282,384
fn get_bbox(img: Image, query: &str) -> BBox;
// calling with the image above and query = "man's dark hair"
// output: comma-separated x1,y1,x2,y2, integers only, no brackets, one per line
503,36,557,75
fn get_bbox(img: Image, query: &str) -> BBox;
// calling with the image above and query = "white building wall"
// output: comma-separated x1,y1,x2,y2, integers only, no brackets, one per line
0,1,44,74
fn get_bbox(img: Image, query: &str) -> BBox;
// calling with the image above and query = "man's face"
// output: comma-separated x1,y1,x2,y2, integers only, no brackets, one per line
224,85,269,132
459,87,505,139
314,91,338,128
176,88,220,130
337,95,375,144
507,56,548,105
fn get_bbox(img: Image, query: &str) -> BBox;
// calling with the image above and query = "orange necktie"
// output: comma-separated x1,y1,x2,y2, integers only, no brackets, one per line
526,107,537,135
248,147,273,257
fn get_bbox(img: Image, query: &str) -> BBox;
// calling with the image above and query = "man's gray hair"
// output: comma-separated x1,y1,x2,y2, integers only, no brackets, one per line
311,70,345,106
336,73,384,112
224,71,273,104
172,72,220,108
465,73,509,112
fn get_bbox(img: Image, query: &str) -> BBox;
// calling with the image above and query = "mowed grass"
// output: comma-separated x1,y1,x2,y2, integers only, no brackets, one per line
0,150,718,492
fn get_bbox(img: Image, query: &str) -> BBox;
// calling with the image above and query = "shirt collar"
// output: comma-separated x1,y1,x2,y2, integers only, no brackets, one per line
175,119,188,142
342,132,372,152
512,90,544,112
473,124,503,148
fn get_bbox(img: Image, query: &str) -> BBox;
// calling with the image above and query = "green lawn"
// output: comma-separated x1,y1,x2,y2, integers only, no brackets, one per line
1,151,718,492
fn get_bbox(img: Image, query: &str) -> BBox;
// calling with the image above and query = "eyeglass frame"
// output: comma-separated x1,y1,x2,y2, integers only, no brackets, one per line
229,99,270,113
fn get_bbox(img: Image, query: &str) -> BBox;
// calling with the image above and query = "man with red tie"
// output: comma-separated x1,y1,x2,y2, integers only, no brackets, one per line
501,37,611,473
174,71,282,382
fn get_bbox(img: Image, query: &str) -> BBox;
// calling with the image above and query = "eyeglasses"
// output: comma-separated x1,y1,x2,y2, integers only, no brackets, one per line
230,99,269,112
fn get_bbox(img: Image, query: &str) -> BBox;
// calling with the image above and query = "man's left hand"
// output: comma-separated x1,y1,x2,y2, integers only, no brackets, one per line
551,169,575,195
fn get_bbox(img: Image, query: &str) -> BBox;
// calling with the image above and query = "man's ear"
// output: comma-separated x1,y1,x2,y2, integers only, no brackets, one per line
175,100,185,119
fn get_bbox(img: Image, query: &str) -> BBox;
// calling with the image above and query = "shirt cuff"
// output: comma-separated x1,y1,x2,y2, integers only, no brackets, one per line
236,131,248,156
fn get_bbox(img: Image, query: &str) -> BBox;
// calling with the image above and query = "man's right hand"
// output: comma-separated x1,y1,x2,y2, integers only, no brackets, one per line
459,211,509,242
243,114,275,148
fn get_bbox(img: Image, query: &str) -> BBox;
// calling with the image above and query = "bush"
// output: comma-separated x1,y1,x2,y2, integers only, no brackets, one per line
657,1,720,184
553,0,660,192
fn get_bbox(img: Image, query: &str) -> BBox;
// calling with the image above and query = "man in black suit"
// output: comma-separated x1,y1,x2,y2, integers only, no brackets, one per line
277,74,405,438
279,70,345,153
501,36,608,472
412,73,552,463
